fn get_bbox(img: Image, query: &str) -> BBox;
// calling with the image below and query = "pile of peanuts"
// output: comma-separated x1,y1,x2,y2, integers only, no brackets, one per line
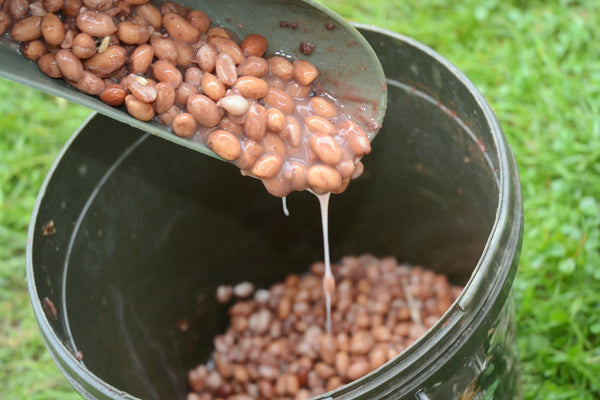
1,0,373,197
187,254,462,400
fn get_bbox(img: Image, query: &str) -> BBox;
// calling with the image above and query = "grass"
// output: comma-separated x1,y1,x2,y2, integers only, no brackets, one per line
1,0,599,399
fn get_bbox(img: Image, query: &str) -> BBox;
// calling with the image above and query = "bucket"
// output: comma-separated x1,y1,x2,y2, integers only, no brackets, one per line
27,25,522,400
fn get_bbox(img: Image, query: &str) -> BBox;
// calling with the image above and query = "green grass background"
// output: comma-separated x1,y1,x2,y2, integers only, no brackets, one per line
1,0,599,398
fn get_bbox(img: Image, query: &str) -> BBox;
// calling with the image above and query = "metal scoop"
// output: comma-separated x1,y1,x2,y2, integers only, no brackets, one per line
0,0,387,160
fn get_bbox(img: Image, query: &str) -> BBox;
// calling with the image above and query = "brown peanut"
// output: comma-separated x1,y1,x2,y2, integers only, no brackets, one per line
307,164,342,192
285,161,308,190
196,43,217,72
99,83,127,106
240,33,267,57
174,41,194,68
55,49,84,82
76,11,117,37
152,59,182,88
337,120,371,156
134,3,161,28
215,53,237,86
293,60,318,86
22,40,47,61
128,43,153,74
310,97,337,119
174,82,198,106
305,116,335,136
29,1,48,17
117,20,151,44
162,12,200,43
208,35,244,64
43,0,65,12
0,11,10,37
150,36,178,65
201,72,226,101
84,46,127,77
67,71,105,95
187,94,221,127
61,0,82,18
123,0,150,5
286,81,311,98
251,154,282,179
266,108,286,132
153,81,176,114
207,130,241,161
11,16,43,42
234,76,268,99
172,112,197,138
244,104,268,141
8,0,28,20
184,67,203,87
263,88,294,114
125,94,154,121
82,0,113,11
269,56,294,81
157,104,180,125
187,9,210,33
37,53,63,78
40,12,65,45
282,115,302,147
72,33,97,59
237,56,268,77
126,73,157,103
237,139,264,170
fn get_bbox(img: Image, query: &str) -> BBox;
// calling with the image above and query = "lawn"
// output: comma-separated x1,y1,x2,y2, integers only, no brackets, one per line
1,0,599,399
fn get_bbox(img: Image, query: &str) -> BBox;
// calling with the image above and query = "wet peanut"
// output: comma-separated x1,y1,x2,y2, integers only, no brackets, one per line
251,154,282,179
84,45,127,77
150,36,178,64
160,0,188,17
310,97,337,119
174,82,197,105
0,11,10,36
184,67,203,87
82,0,113,11
37,53,63,78
172,112,197,138
293,60,318,86
61,0,82,18
55,49,84,82
134,3,161,28
8,0,28,20
153,81,176,113
237,139,264,170
72,33,97,59
76,11,117,37
305,116,335,136
157,104,180,125
162,12,200,43
263,88,294,114
126,73,156,103
307,164,342,192
128,43,153,74
29,1,48,17
338,120,371,156
282,115,302,147
241,33,268,57
269,56,294,81
286,81,311,98
41,12,65,45
266,108,286,132
123,0,150,5
207,130,241,161
208,35,244,64
237,56,268,77
285,160,308,190
215,53,237,86
244,104,268,141
67,71,105,95
234,76,268,99
217,95,248,117
187,94,221,127
22,40,47,61
125,94,154,121
152,59,182,88
11,16,43,42
187,9,210,33
174,41,194,68
201,72,226,101
117,20,151,44
100,83,127,106
196,43,217,72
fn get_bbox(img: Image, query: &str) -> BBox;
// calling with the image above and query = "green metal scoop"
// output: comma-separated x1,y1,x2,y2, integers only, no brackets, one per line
0,0,387,160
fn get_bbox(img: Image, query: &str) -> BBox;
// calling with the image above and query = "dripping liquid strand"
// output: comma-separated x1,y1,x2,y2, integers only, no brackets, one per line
314,192,335,339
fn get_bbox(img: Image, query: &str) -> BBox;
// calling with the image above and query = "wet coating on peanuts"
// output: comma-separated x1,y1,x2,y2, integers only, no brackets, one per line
3,0,372,197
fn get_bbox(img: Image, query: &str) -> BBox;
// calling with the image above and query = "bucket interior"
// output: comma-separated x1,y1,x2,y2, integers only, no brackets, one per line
29,28,502,399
